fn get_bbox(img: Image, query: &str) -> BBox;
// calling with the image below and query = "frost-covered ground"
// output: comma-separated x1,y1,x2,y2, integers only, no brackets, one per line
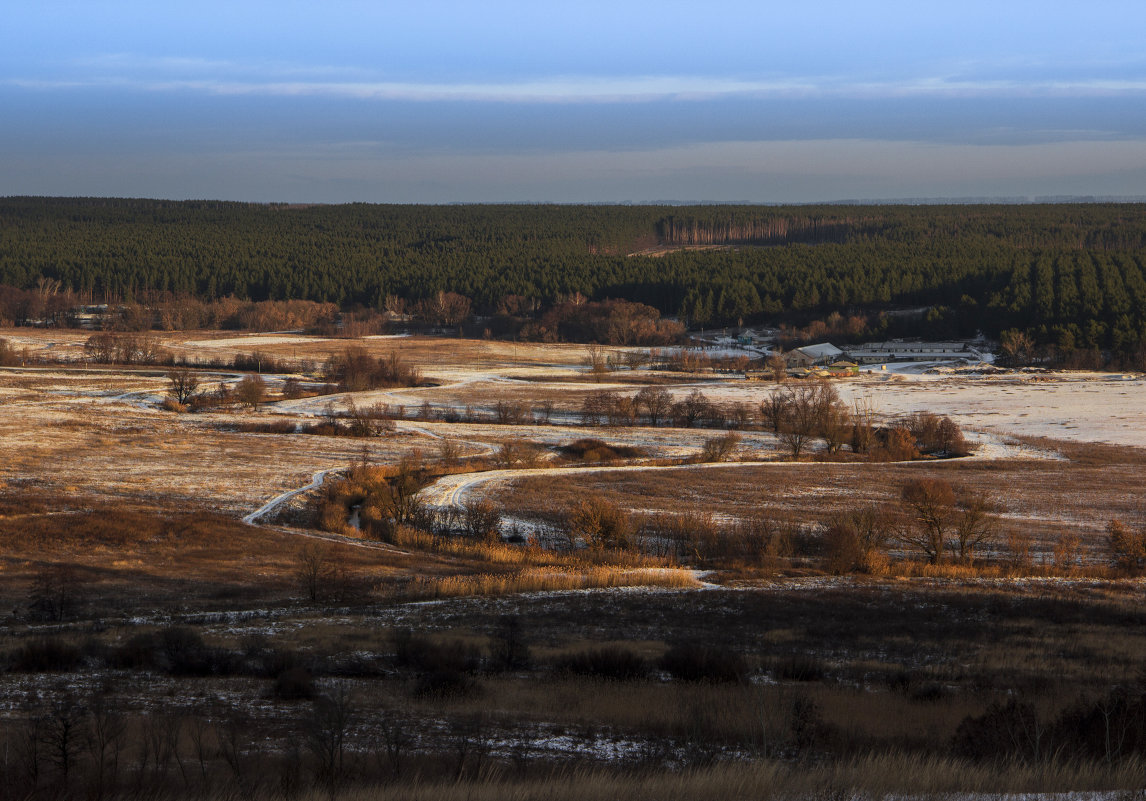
2,328,1143,528
835,371,1146,448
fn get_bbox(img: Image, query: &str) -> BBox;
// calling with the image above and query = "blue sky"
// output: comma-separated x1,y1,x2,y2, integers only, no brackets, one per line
3,1,1146,202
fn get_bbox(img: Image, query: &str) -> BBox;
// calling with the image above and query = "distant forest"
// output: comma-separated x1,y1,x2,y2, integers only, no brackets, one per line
2,197,1146,356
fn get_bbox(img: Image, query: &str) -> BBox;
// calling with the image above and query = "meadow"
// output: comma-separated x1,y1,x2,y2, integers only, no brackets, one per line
2,327,1145,800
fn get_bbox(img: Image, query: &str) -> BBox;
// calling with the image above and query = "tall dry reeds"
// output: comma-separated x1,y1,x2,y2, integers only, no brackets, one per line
391,565,701,600
283,753,1146,801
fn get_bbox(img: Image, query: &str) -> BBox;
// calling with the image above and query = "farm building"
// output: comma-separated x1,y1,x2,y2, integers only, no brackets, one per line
784,343,844,368
845,340,983,364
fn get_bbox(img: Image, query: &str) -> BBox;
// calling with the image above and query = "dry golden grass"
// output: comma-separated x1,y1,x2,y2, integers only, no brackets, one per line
388,525,663,568
499,454,1146,565
0,496,417,610
393,565,701,600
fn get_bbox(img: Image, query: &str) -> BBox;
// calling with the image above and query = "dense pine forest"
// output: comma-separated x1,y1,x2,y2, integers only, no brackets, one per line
2,197,1145,356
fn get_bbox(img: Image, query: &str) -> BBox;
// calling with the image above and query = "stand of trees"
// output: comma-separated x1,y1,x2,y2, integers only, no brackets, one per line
2,198,1145,356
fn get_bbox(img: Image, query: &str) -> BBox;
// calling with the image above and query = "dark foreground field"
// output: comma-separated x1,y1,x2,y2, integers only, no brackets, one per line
5,569,1146,800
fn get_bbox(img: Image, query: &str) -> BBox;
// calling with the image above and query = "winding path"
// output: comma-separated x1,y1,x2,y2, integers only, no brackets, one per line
416,431,1054,513
242,467,340,525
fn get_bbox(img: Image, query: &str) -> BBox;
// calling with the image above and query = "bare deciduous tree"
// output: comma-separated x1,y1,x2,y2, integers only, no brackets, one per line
462,498,502,541
635,385,672,426
766,349,787,382
673,389,711,428
306,684,354,793
85,692,126,799
29,565,84,622
583,345,611,381
234,374,266,410
41,693,86,783
774,382,835,459
295,543,333,602
899,478,956,564
850,397,878,454
953,491,1001,564
166,367,200,405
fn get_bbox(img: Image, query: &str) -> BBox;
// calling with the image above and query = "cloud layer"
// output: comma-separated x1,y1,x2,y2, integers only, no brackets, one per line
3,1,1145,201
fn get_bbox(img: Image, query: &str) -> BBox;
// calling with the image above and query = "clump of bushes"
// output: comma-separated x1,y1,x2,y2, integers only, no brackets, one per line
108,626,240,676
904,411,970,457
555,646,648,681
558,438,646,462
392,629,482,675
7,637,84,672
325,347,421,391
770,654,827,682
273,666,316,700
658,643,748,683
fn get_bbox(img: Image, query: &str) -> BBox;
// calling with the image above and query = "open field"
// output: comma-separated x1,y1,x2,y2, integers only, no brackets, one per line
3,327,1146,799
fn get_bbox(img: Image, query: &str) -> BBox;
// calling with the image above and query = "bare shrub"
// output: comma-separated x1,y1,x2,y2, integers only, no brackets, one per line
559,438,645,463
325,347,420,391
462,498,502,541
0,336,28,366
645,510,721,562
1004,527,1033,570
580,390,618,426
323,456,430,539
1108,518,1146,573
10,638,83,672
494,400,529,425
494,439,544,468
392,629,482,675
489,615,530,671
437,438,462,466
274,667,316,701
772,654,827,682
850,397,878,454
822,504,896,574
280,376,306,399
698,431,741,463
305,684,354,793
234,374,266,409
1053,530,1083,571
953,698,1046,763
906,411,969,457
563,496,633,551
583,345,612,380
873,426,921,461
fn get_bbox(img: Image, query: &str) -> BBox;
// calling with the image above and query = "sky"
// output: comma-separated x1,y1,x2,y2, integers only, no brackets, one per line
2,1,1146,203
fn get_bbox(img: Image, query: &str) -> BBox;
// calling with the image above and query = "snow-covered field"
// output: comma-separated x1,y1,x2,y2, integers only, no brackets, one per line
836,372,1146,448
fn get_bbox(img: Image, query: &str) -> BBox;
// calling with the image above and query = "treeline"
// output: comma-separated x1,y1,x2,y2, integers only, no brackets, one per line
3,198,1146,353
